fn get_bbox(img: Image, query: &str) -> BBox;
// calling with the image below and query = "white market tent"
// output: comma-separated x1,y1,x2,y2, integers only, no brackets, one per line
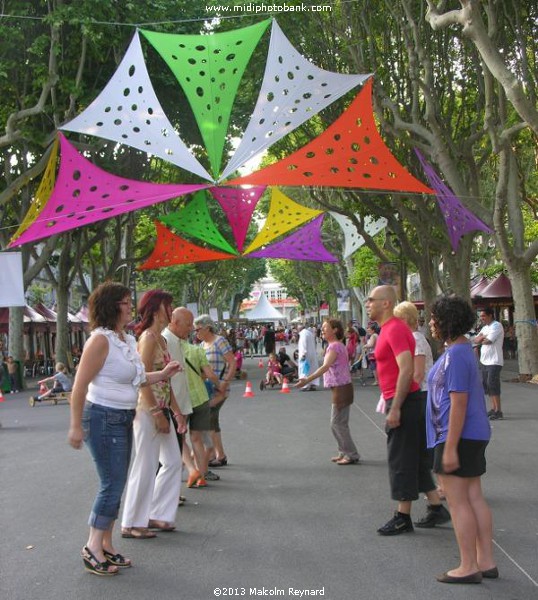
245,293,285,322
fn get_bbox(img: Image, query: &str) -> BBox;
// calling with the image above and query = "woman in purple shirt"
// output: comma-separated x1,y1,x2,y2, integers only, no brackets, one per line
296,319,360,465
427,296,496,585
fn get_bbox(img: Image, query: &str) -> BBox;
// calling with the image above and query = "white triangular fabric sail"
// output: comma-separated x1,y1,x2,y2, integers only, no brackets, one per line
330,212,387,258
60,31,213,182
220,21,370,181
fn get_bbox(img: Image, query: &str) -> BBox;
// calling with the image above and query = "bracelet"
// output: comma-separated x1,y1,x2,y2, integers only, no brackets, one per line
173,412,182,420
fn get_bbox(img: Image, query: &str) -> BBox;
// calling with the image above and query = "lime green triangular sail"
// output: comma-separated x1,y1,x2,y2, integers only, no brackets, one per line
141,20,271,178
159,191,238,255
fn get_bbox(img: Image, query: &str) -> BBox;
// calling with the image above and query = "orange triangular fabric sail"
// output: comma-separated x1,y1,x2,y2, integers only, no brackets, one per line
228,79,433,194
138,221,236,270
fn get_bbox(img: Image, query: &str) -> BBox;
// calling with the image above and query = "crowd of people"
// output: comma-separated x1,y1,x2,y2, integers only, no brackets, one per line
66,281,501,585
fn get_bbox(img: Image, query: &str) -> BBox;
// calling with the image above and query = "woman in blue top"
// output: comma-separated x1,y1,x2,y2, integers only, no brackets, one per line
427,296,497,585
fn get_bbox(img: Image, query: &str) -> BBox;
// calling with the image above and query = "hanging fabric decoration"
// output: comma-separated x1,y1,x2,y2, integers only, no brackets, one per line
245,214,338,262
228,79,433,193
209,186,266,252
242,187,323,255
141,20,271,178
60,32,212,182
415,150,492,251
139,221,237,270
159,191,238,255
10,139,59,244
329,212,388,258
9,134,207,248
219,21,370,181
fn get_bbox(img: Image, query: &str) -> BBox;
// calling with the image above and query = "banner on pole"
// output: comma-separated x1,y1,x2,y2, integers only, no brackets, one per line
0,253,25,307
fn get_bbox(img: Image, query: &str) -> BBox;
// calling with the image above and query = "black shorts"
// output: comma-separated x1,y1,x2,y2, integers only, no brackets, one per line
188,401,210,432
481,364,502,396
433,439,488,478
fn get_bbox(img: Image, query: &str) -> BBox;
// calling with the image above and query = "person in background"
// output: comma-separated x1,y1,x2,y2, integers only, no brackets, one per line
194,314,236,469
394,301,450,529
121,290,187,539
68,282,180,576
295,319,361,465
473,307,504,420
7,356,20,393
427,296,495,585
297,324,320,391
364,325,379,385
346,323,359,368
261,352,283,389
32,361,72,402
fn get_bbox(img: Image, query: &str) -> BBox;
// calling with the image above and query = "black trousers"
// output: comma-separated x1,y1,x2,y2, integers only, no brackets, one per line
386,390,436,502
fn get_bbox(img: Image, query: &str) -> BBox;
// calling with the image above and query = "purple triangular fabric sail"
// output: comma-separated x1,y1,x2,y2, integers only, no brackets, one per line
415,149,492,251
209,186,266,252
244,214,338,262
10,133,208,247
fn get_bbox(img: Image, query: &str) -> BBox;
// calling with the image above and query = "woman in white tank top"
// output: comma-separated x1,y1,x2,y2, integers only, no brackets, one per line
68,282,180,577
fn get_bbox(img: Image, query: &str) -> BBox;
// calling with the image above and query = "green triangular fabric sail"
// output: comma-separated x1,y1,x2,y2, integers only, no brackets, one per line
141,20,270,178
159,191,238,255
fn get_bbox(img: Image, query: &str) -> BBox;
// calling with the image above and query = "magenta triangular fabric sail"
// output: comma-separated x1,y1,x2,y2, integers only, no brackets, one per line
415,149,492,251
209,186,266,252
244,214,338,262
9,134,207,247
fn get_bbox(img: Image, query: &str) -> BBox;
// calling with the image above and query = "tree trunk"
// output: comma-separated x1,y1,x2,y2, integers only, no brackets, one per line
505,261,538,379
8,307,25,390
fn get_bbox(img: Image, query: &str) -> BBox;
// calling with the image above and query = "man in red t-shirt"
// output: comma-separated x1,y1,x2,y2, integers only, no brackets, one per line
366,286,449,535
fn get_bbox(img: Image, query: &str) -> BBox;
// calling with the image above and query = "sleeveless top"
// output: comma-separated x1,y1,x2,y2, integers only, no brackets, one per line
87,327,146,410
137,329,171,411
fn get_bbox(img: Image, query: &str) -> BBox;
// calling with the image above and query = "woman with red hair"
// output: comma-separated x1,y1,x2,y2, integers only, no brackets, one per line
121,290,187,538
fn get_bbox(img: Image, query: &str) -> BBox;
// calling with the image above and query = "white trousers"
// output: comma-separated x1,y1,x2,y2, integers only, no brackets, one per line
122,409,182,527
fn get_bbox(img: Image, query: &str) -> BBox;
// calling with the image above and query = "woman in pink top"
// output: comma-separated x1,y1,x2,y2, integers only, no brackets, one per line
296,319,361,465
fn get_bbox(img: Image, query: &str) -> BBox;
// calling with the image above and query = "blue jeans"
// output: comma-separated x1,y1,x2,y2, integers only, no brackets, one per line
82,402,136,530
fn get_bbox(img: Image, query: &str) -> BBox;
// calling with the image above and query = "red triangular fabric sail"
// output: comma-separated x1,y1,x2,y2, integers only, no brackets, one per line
244,214,338,262
138,221,236,270
9,134,208,248
228,80,433,193
209,186,266,252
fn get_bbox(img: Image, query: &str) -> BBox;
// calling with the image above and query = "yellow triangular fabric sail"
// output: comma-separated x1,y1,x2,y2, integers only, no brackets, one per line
11,139,59,243
243,187,323,254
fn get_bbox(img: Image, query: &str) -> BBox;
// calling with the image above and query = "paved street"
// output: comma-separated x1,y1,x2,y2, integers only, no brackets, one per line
1,351,537,600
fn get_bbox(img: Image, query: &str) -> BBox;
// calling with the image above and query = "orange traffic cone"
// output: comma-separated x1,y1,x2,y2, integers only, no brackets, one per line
243,381,255,398
0,388,4,402
258,358,264,368
280,378,291,394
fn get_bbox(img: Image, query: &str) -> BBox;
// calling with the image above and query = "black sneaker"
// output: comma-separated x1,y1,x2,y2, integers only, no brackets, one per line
204,470,220,481
377,512,414,536
414,504,451,528
487,409,496,418
489,410,504,420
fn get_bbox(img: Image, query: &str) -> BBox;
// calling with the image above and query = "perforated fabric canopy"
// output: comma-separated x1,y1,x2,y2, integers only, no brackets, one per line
11,139,59,243
9,134,207,248
60,32,212,182
220,21,370,181
329,212,388,258
242,187,323,254
209,186,266,252
228,79,433,193
415,150,492,251
159,191,238,255
246,214,338,262
138,221,237,270
141,20,271,178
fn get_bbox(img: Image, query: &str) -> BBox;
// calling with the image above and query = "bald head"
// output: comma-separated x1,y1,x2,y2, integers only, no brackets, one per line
169,307,194,339
373,286,397,307
365,285,398,325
